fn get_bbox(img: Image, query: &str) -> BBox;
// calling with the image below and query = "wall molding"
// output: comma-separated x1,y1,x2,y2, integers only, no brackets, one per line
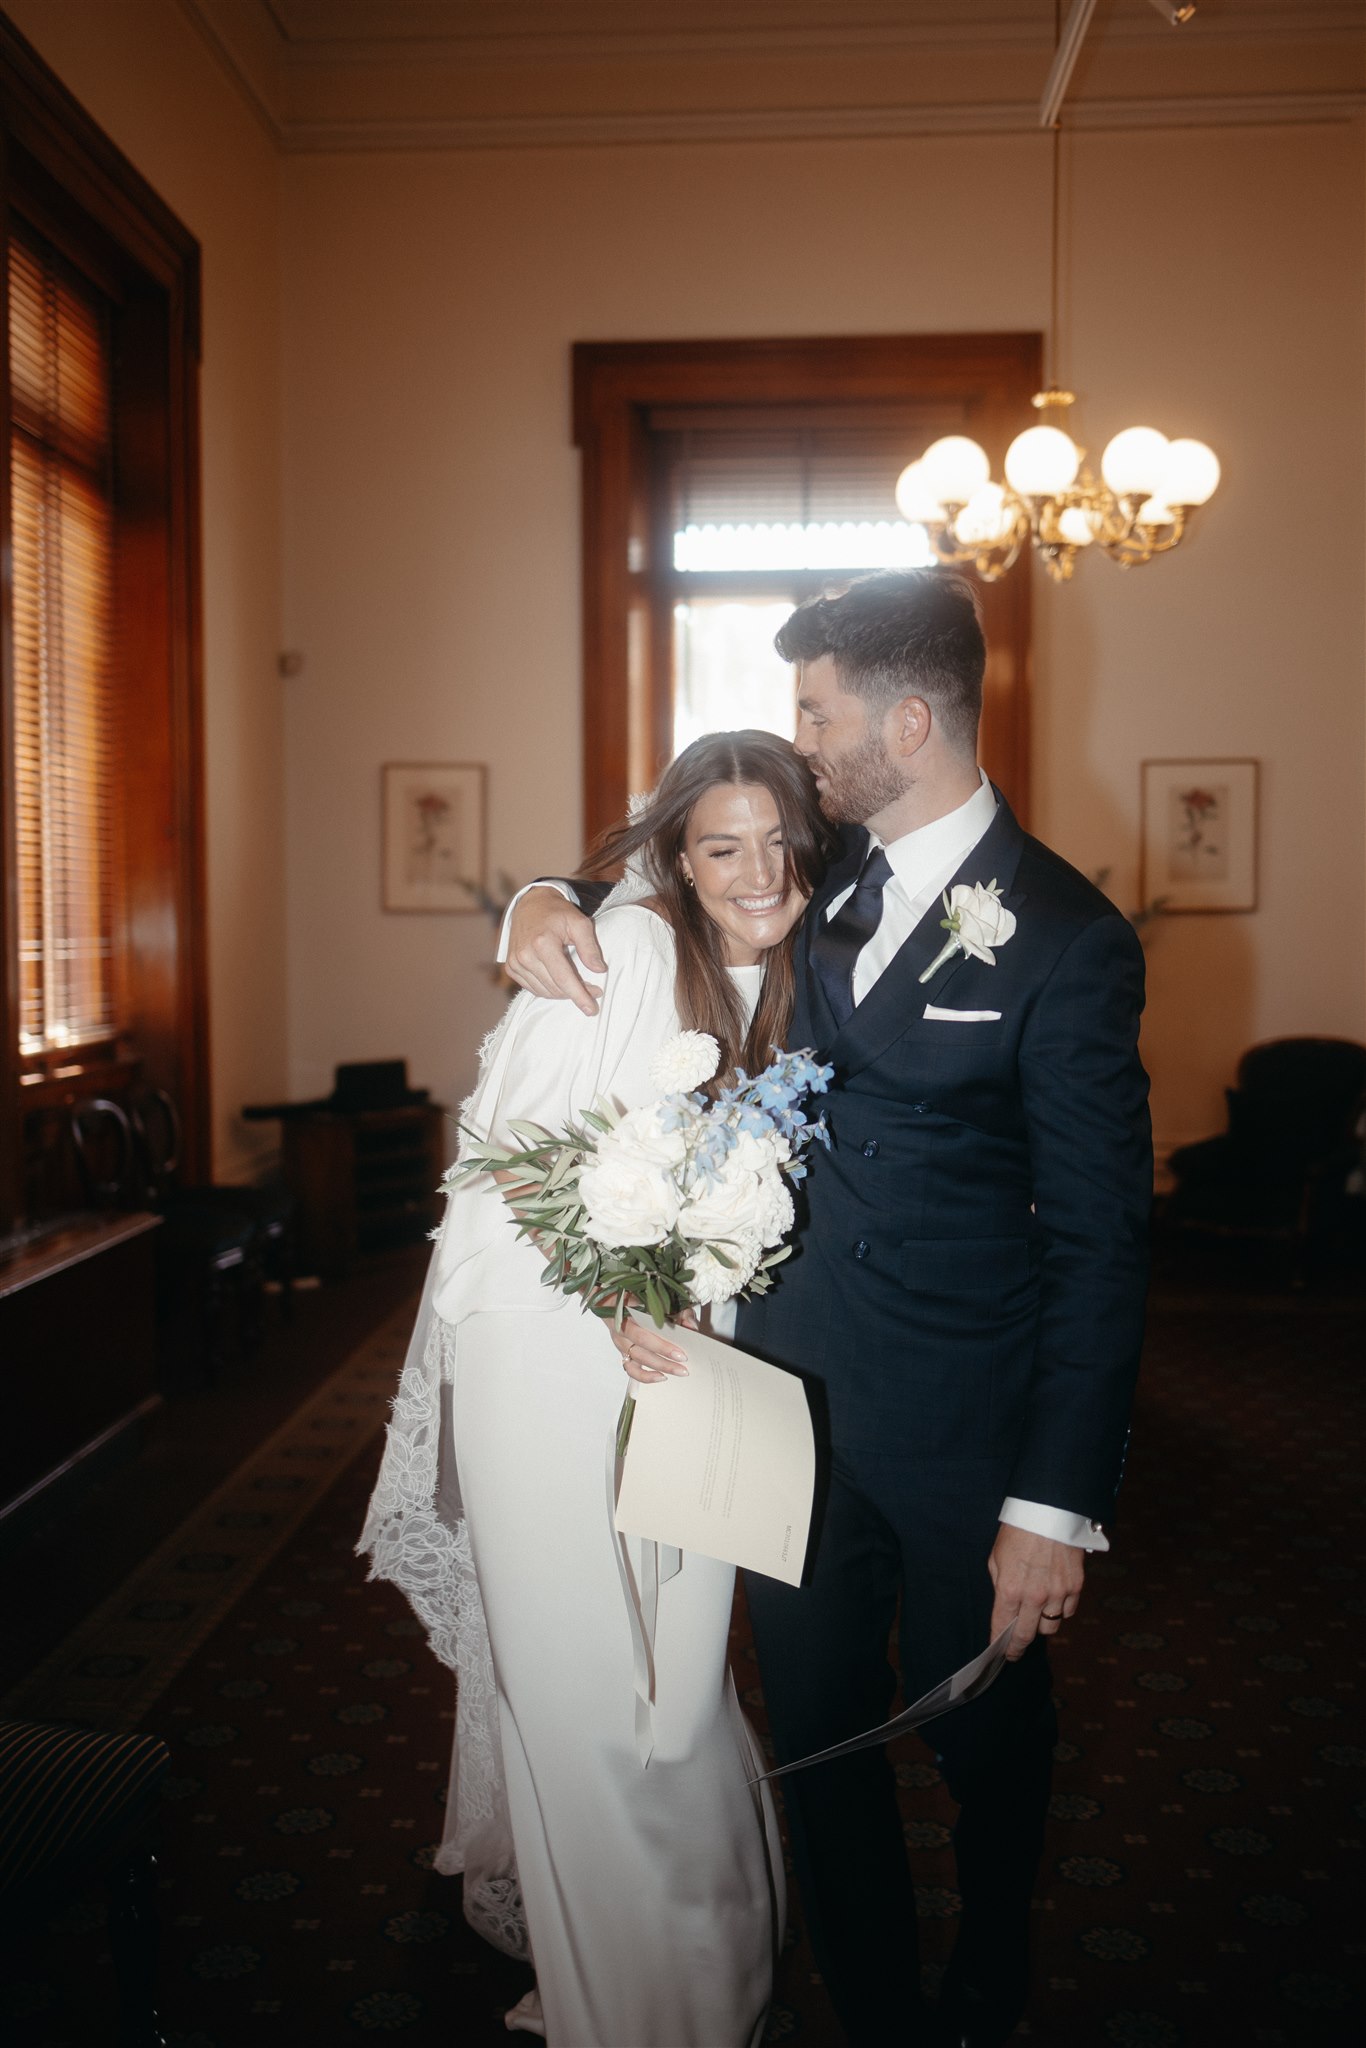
177,0,1365,156
277,90,1364,157
201,2,1366,71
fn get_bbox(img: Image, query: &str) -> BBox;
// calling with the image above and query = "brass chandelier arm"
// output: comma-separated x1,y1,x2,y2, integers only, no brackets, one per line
1100,505,1191,569
924,496,1031,583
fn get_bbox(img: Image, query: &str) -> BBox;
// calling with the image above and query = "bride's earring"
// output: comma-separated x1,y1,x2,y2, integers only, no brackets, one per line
681,866,695,890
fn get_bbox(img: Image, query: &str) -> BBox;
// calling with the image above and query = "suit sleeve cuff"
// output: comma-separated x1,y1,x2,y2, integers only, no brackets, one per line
999,1497,1110,1552
496,880,580,964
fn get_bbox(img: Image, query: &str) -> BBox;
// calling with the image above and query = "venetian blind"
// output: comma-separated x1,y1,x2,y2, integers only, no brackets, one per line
9,225,120,1056
660,422,910,531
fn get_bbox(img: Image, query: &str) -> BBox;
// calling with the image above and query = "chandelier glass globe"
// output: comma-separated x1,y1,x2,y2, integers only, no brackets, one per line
953,481,1017,547
1055,504,1098,548
1101,426,1170,497
894,459,947,523
1159,438,1221,508
918,435,991,506
1003,424,1080,498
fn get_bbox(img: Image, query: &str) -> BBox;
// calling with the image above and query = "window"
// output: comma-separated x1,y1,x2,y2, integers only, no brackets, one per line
572,336,1038,846
0,19,205,1232
659,416,936,754
10,226,121,1063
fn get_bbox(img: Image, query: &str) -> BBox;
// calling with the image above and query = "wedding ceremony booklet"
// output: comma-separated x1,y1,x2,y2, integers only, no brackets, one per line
750,1624,1016,1784
613,1323,816,1587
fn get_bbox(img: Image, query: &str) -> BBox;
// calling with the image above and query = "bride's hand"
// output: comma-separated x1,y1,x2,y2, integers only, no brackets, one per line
609,1308,697,1382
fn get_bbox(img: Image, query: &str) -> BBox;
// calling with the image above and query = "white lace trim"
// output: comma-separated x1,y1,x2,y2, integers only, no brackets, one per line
358,1311,529,1961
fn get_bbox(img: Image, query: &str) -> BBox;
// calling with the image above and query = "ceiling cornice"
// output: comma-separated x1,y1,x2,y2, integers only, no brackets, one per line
178,0,284,142
177,0,1366,156
274,91,1366,156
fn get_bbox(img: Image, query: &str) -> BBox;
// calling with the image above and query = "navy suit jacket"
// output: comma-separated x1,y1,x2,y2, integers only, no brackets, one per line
737,793,1152,1526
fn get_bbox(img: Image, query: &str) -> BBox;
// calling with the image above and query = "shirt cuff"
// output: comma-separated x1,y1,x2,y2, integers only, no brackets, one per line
495,879,580,964
999,1497,1110,1552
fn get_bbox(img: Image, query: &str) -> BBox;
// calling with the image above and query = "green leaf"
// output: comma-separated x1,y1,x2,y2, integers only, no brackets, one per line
507,1119,558,1145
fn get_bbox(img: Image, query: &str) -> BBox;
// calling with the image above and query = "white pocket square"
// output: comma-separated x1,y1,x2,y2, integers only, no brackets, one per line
923,1004,1002,1022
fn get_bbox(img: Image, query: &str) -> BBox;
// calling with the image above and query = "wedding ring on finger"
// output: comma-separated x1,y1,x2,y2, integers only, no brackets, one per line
1041,1610,1064,1622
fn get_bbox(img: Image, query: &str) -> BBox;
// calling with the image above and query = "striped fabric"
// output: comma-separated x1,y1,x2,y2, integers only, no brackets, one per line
0,1720,169,1893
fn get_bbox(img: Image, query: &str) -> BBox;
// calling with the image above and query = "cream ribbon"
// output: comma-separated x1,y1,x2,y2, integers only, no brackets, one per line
606,1420,681,1769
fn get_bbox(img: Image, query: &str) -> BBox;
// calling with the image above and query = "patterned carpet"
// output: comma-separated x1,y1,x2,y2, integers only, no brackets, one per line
2,1285,1361,2047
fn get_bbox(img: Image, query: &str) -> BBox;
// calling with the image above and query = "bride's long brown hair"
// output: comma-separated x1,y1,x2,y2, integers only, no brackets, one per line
580,731,837,1087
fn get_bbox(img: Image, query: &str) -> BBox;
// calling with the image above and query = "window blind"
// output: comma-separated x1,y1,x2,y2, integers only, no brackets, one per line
665,425,908,530
9,227,120,1057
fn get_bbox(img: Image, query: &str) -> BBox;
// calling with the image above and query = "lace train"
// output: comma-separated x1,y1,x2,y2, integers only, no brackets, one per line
358,1303,529,1960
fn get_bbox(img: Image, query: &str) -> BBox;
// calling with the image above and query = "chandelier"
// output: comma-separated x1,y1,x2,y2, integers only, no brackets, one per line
895,0,1219,583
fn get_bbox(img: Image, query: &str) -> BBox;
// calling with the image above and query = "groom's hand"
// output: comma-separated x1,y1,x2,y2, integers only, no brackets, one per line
988,1525,1085,1660
505,888,607,1013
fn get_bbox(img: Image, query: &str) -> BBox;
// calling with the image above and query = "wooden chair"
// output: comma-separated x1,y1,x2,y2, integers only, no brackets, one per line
130,1088,297,1314
72,1096,257,1377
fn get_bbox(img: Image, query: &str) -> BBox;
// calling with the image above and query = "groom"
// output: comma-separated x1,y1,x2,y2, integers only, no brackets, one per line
503,570,1151,2046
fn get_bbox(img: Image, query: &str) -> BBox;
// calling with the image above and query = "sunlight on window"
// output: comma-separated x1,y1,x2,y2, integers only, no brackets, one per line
674,520,933,574
673,600,797,755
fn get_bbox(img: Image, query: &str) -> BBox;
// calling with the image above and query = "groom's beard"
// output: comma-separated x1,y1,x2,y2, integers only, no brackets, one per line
811,728,912,827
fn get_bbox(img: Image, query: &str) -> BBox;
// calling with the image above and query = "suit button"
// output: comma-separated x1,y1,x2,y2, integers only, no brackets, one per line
861,1139,879,1159
853,1239,870,1260
912,1101,928,1114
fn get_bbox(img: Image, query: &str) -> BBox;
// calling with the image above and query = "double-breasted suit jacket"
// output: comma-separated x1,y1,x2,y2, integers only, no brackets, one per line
737,791,1152,1529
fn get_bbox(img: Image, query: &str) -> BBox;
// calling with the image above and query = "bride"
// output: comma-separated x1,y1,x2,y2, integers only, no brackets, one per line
359,730,835,2046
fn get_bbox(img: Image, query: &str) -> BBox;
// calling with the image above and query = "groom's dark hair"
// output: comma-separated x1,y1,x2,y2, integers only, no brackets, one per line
774,569,985,756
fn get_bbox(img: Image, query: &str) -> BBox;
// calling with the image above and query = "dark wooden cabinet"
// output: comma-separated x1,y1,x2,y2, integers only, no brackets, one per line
277,1103,447,1278
0,1212,161,1536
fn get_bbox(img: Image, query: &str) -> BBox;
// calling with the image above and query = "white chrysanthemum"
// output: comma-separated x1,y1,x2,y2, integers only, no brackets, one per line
578,1105,686,1248
649,1031,720,1095
754,1167,795,1246
686,1233,761,1307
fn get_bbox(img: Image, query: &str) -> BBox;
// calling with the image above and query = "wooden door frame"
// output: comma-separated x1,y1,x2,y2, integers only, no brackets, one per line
572,332,1040,846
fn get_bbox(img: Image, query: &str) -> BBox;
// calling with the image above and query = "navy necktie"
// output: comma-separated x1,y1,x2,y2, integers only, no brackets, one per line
809,843,893,1029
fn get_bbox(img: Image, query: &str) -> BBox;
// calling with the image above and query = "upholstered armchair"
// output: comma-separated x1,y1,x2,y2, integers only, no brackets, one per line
1165,1037,1366,1284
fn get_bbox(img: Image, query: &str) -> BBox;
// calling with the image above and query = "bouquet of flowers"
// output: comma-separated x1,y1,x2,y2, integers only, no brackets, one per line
442,1034,833,1331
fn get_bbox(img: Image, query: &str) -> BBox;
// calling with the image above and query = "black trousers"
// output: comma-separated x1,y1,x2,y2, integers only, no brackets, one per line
745,1452,1057,2044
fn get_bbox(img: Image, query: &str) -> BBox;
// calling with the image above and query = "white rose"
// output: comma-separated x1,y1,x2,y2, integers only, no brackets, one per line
648,1031,720,1094
686,1236,761,1307
676,1158,768,1244
947,881,1017,965
578,1105,686,1248
729,1126,790,1175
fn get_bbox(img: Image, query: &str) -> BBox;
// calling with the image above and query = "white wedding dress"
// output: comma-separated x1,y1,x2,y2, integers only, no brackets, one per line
359,903,783,2048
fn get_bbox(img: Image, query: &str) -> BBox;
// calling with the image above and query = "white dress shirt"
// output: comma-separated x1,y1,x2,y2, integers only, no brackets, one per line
501,786,1109,1555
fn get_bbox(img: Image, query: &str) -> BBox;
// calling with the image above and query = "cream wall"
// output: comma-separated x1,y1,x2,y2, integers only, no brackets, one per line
281,122,1365,1151
7,0,286,1180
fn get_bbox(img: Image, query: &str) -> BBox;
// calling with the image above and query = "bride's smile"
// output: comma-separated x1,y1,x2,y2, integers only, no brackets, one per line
679,781,809,965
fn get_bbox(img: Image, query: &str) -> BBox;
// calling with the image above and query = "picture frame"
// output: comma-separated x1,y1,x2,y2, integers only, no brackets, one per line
382,762,487,913
1139,758,1258,914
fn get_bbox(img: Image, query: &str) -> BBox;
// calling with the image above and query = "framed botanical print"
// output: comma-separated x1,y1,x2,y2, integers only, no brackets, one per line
382,762,487,913
1140,758,1258,913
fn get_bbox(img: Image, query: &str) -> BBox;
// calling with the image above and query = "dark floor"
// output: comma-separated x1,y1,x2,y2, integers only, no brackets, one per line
2,1233,1362,2047
0,1244,430,1699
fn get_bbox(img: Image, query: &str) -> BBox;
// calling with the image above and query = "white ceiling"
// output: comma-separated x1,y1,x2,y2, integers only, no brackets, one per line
179,0,1366,150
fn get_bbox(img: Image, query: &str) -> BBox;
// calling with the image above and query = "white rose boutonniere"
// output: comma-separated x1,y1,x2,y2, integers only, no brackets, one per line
918,879,1017,986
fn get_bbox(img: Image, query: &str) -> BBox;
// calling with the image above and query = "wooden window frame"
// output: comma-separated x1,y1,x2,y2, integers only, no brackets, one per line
0,16,206,1232
572,334,1039,846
